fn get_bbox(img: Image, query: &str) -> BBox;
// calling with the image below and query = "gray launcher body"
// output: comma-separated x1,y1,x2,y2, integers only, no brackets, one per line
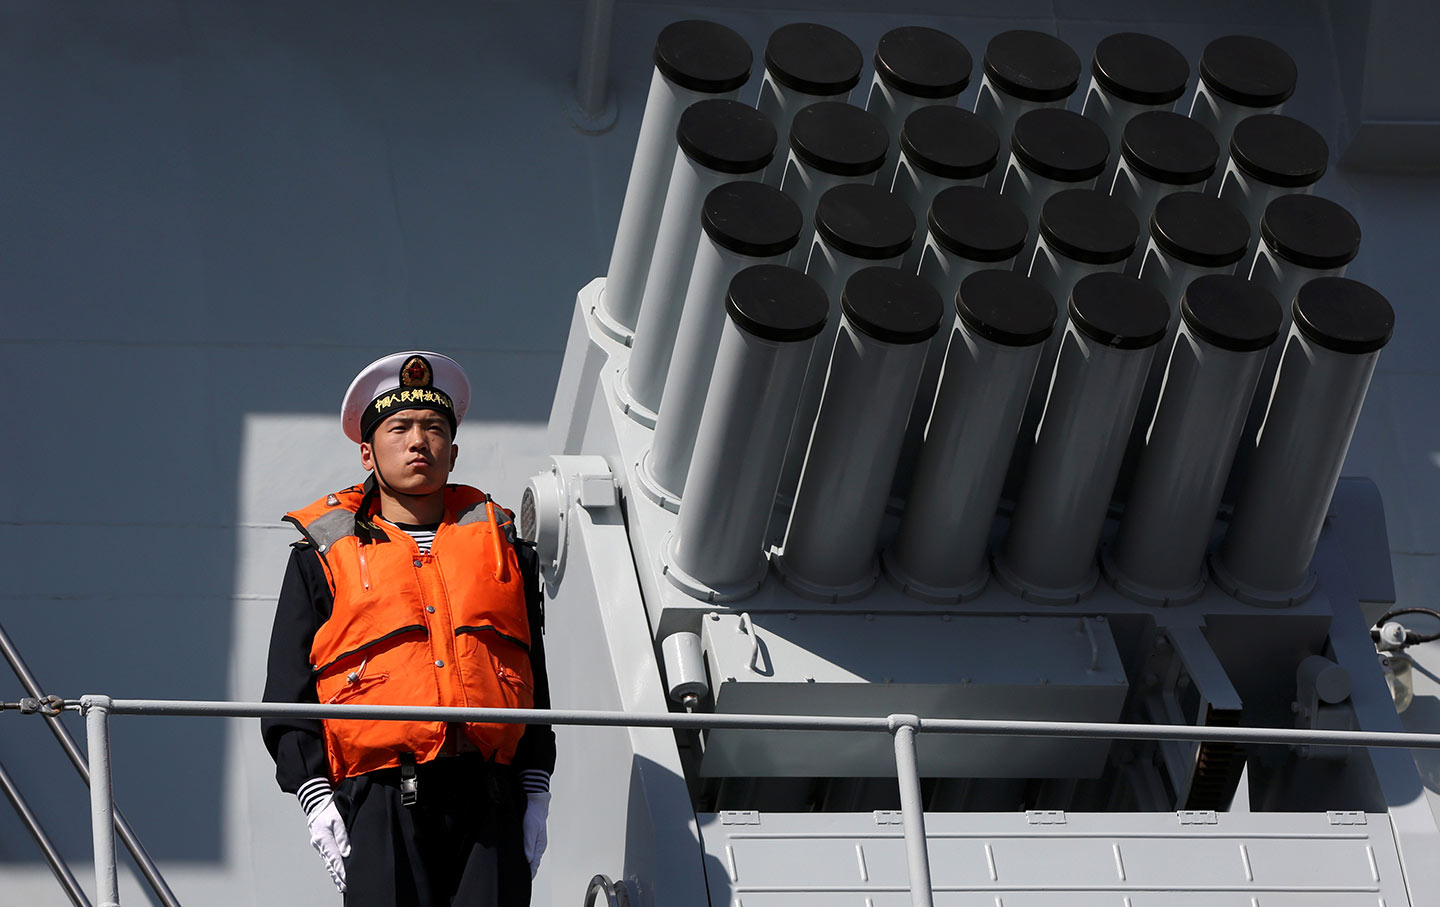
600,21,752,341
527,19,1436,907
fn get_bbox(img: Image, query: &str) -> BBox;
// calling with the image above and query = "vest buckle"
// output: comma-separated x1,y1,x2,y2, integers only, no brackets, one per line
399,752,418,806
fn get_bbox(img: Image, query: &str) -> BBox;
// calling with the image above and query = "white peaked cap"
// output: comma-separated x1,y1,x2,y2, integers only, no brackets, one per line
341,351,472,443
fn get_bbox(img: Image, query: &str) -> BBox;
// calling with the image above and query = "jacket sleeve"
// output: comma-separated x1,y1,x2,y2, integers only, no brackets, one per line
261,546,333,793
511,538,557,786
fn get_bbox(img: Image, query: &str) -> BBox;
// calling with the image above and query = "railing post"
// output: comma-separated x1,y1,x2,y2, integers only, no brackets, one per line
1,622,181,907
83,696,120,907
889,714,935,907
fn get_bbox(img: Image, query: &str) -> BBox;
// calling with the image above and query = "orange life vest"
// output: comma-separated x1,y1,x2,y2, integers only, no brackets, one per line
285,484,533,782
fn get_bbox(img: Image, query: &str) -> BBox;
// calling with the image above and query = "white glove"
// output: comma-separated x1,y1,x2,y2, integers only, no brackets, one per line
307,795,352,893
523,791,551,878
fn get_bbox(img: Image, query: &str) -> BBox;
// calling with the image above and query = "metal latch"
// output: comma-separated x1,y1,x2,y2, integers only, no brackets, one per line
719,811,760,825
1178,810,1218,825
1027,810,1066,825
1327,811,1367,825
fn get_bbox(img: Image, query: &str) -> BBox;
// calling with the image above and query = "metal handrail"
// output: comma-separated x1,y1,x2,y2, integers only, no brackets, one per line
0,624,181,907
0,755,93,907
31,695,1440,907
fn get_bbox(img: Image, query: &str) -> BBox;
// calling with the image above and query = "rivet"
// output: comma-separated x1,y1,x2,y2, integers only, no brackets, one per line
426,606,436,614
865,613,875,622
1018,615,1029,623
414,559,423,568
326,494,340,507
435,660,445,668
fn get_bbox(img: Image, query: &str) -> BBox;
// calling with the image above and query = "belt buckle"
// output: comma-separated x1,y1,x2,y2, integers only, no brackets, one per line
399,752,418,806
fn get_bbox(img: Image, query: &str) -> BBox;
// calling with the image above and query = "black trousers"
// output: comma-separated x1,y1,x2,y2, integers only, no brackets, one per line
335,755,531,907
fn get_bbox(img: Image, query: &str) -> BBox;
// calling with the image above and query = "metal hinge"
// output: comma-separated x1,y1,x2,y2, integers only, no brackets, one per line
719,811,760,826
1327,811,1367,825
873,811,903,825
1178,810,1218,825
1026,810,1066,825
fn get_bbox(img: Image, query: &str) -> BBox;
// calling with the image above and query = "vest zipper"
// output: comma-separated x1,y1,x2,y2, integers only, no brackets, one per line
357,543,372,590
485,497,509,583
453,624,530,653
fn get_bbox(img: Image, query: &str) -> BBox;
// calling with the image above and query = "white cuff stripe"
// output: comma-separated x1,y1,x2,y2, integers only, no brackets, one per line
519,769,551,793
297,778,333,816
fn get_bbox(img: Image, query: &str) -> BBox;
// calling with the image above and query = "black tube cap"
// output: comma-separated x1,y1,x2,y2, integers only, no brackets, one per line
677,100,777,174
1039,189,1138,265
1067,272,1169,350
1121,110,1220,185
1259,194,1361,270
815,183,915,260
1181,274,1282,352
956,270,1056,347
1149,192,1251,268
789,102,889,176
900,106,999,180
1292,277,1394,355
726,264,829,342
764,23,863,97
841,267,944,344
874,26,972,99
702,182,803,258
1198,35,1297,108
983,30,1081,103
1010,108,1110,182
1228,114,1328,188
927,185,1028,262
654,21,754,94
1091,33,1189,106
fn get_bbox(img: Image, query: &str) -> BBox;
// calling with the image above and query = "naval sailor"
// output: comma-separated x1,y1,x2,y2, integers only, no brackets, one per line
262,351,555,906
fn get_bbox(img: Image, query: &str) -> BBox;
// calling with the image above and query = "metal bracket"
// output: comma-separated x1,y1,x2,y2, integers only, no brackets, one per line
1178,810,1219,825
873,811,904,825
